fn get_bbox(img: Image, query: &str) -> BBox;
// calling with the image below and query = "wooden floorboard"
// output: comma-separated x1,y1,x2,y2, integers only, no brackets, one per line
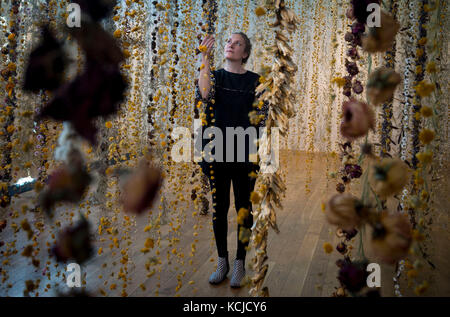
1,151,449,297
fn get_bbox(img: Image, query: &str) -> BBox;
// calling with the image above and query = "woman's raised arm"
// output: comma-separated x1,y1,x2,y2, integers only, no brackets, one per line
198,35,215,100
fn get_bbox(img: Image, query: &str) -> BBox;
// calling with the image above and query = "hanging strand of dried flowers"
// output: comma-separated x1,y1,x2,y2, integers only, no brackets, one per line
393,0,418,297
249,0,298,297
380,0,398,158
402,0,443,297
0,0,20,208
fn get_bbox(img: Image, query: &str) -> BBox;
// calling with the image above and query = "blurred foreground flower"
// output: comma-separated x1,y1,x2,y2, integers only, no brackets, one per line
23,26,67,92
340,99,375,141
370,158,409,198
362,10,400,53
38,61,127,145
120,159,162,215
367,67,401,106
52,216,93,264
350,0,381,24
371,212,412,264
40,148,91,213
325,194,367,231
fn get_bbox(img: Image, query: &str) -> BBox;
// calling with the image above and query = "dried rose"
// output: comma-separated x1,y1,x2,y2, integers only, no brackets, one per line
39,61,127,145
338,260,369,293
351,22,365,35
40,149,91,213
340,99,375,141
325,194,367,231
352,80,364,94
345,164,362,179
336,242,348,254
347,47,359,59
345,60,359,76
367,67,401,105
371,212,412,264
362,10,400,53
23,26,67,92
343,228,358,240
336,183,346,193
120,159,162,214
351,0,381,24
52,216,93,264
370,158,409,198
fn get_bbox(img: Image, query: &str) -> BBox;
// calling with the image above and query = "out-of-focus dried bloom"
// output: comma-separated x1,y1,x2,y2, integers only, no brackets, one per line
39,61,127,145
367,67,401,105
340,99,375,141
371,212,412,264
40,149,91,213
120,159,162,215
52,216,93,264
351,0,381,24
370,158,409,198
362,10,400,53
325,194,367,231
23,27,67,92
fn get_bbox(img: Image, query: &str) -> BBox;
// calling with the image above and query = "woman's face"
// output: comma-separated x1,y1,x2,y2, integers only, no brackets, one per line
224,34,248,63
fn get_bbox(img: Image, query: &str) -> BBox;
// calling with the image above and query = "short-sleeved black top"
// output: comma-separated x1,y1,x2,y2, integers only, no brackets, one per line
195,68,268,173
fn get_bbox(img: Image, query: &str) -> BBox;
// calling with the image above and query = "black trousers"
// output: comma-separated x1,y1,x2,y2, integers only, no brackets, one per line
207,163,257,262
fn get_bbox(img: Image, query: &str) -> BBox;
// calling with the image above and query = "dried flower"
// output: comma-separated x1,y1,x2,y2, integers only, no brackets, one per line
325,194,366,231
367,67,401,105
338,260,369,293
52,216,93,264
39,61,128,145
370,158,409,198
345,164,362,179
420,106,433,117
40,149,91,213
255,7,266,16
416,151,433,165
336,183,346,193
23,27,67,92
345,60,359,76
351,0,381,24
120,159,162,214
362,10,400,53
323,242,333,254
414,80,435,98
352,80,364,94
340,99,375,141
418,129,435,144
371,212,412,264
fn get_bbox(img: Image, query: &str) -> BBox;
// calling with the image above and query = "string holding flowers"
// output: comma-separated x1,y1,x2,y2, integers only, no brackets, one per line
327,0,407,297
249,0,299,297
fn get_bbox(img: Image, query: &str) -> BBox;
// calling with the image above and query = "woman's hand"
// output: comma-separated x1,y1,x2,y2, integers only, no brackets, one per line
199,35,215,58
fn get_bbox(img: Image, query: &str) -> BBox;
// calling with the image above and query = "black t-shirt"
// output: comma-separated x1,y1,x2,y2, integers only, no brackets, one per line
195,68,267,172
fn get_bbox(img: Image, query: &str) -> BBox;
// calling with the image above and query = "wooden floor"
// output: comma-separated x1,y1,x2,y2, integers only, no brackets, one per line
1,151,448,297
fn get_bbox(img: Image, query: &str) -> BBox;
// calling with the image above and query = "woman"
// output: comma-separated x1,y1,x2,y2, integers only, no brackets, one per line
195,32,267,288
